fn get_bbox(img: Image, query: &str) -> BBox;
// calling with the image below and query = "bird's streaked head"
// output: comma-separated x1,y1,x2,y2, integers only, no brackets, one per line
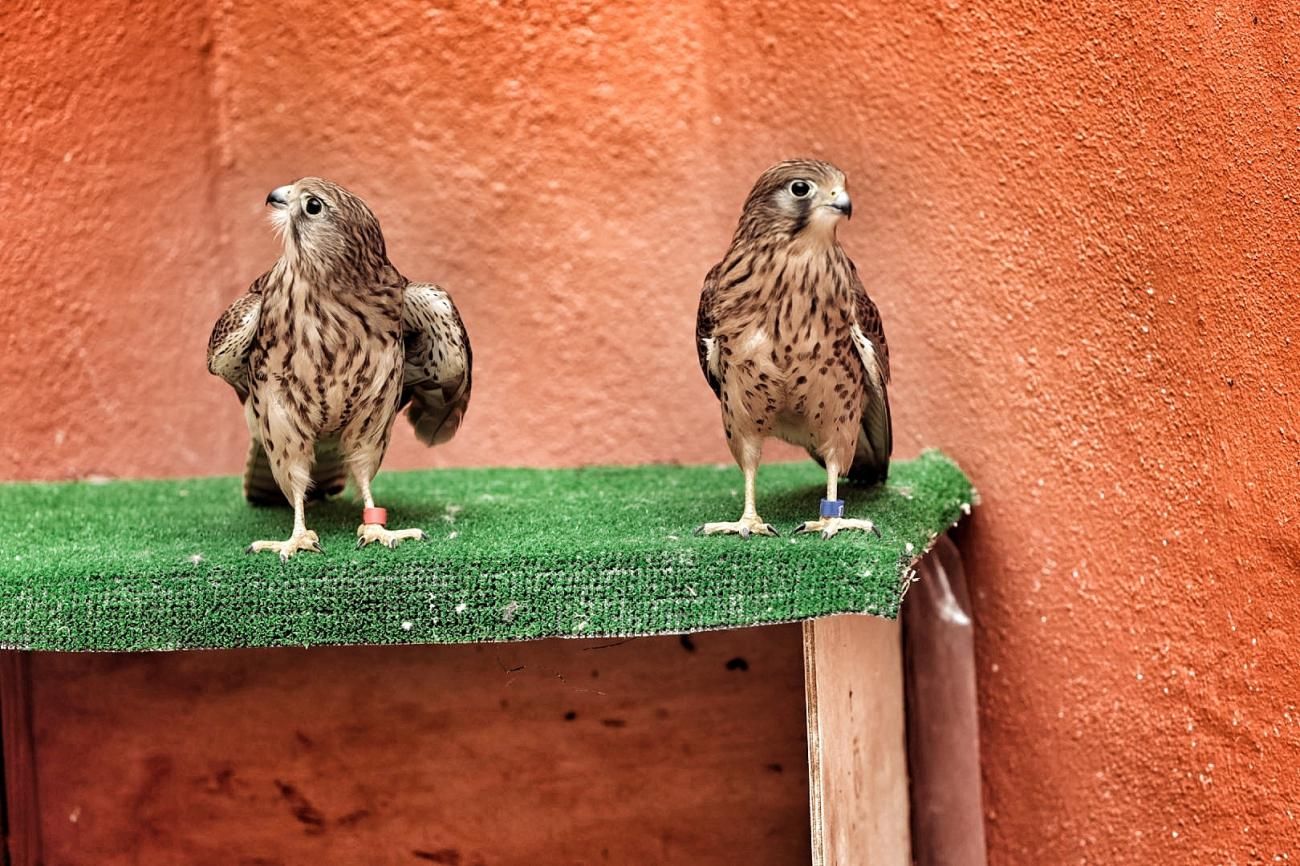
265,177,388,274
737,159,852,244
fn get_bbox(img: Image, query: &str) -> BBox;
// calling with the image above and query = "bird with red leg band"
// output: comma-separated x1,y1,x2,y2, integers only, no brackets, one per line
206,177,472,560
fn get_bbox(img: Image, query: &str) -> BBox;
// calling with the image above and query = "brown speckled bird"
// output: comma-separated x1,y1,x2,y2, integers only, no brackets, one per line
207,178,471,560
695,159,891,539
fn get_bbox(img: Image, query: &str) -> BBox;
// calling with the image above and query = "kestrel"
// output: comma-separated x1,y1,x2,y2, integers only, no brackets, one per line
207,178,472,560
695,159,891,538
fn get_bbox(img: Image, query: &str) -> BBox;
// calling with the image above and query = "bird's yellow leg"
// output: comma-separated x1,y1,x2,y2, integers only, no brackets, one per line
353,471,428,550
795,461,880,540
695,459,779,539
246,490,323,562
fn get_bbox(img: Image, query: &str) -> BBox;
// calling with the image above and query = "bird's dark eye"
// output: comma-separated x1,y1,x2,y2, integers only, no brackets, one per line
304,196,323,215
789,180,815,198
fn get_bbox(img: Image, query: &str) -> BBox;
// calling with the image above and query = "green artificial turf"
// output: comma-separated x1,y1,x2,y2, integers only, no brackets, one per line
0,451,973,652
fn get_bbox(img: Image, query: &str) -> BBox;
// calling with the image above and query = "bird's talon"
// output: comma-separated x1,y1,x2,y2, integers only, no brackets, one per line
695,517,777,538
693,525,706,536
246,532,323,560
356,523,427,551
798,516,878,540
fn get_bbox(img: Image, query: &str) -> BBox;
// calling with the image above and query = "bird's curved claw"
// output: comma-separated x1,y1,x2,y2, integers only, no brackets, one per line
245,530,323,560
795,517,877,540
695,518,779,538
356,523,429,550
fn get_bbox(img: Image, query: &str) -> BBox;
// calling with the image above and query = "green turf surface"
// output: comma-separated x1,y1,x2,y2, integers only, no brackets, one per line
0,451,972,652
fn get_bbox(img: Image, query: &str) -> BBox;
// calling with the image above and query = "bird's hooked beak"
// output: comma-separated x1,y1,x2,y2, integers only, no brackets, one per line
265,185,292,209
827,188,852,220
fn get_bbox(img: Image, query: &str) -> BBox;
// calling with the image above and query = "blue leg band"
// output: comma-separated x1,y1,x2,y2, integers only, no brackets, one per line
820,499,845,519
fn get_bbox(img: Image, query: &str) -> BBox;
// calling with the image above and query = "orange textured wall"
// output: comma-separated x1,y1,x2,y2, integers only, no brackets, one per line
3,1,1298,862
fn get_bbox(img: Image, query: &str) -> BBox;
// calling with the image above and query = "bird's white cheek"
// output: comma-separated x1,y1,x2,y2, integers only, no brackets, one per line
812,207,842,227
268,207,291,232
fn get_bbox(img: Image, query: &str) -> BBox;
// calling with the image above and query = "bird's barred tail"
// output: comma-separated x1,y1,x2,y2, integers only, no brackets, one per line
242,440,349,507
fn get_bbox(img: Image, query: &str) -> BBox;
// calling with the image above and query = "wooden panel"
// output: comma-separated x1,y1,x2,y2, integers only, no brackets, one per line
903,537,986,866
804,616,909,866
0,652,42,866
28,627,809,866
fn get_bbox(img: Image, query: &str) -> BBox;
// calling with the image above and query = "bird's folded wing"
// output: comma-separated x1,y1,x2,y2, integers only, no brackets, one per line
400,282,472,446
695,264,723,398
206,289,263,401
847,272,893,481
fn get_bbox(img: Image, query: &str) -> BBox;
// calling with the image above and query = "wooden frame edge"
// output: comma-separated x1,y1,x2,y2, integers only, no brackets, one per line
0,652,40,866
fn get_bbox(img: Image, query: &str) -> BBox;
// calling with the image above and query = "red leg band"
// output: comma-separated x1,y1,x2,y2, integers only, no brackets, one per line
362,507,388,526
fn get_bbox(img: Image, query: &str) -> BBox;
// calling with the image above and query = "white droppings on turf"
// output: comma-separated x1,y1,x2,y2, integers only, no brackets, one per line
905,542,915,553
401,621,413,631
448,531,459,540
455,602,467,613
961,502,971,515
501,601,519,623
188,554,204,565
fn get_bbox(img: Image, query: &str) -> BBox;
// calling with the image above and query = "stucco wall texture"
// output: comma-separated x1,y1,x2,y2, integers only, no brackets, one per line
3,0,1298,861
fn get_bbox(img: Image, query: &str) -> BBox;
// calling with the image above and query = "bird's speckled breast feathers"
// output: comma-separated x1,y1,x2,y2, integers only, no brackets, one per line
206,178,472,507
697,159,891,482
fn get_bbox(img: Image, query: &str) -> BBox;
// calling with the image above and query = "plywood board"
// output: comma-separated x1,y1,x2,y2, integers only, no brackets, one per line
0,652,41,866
804,616,909,866
27,627,809,865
